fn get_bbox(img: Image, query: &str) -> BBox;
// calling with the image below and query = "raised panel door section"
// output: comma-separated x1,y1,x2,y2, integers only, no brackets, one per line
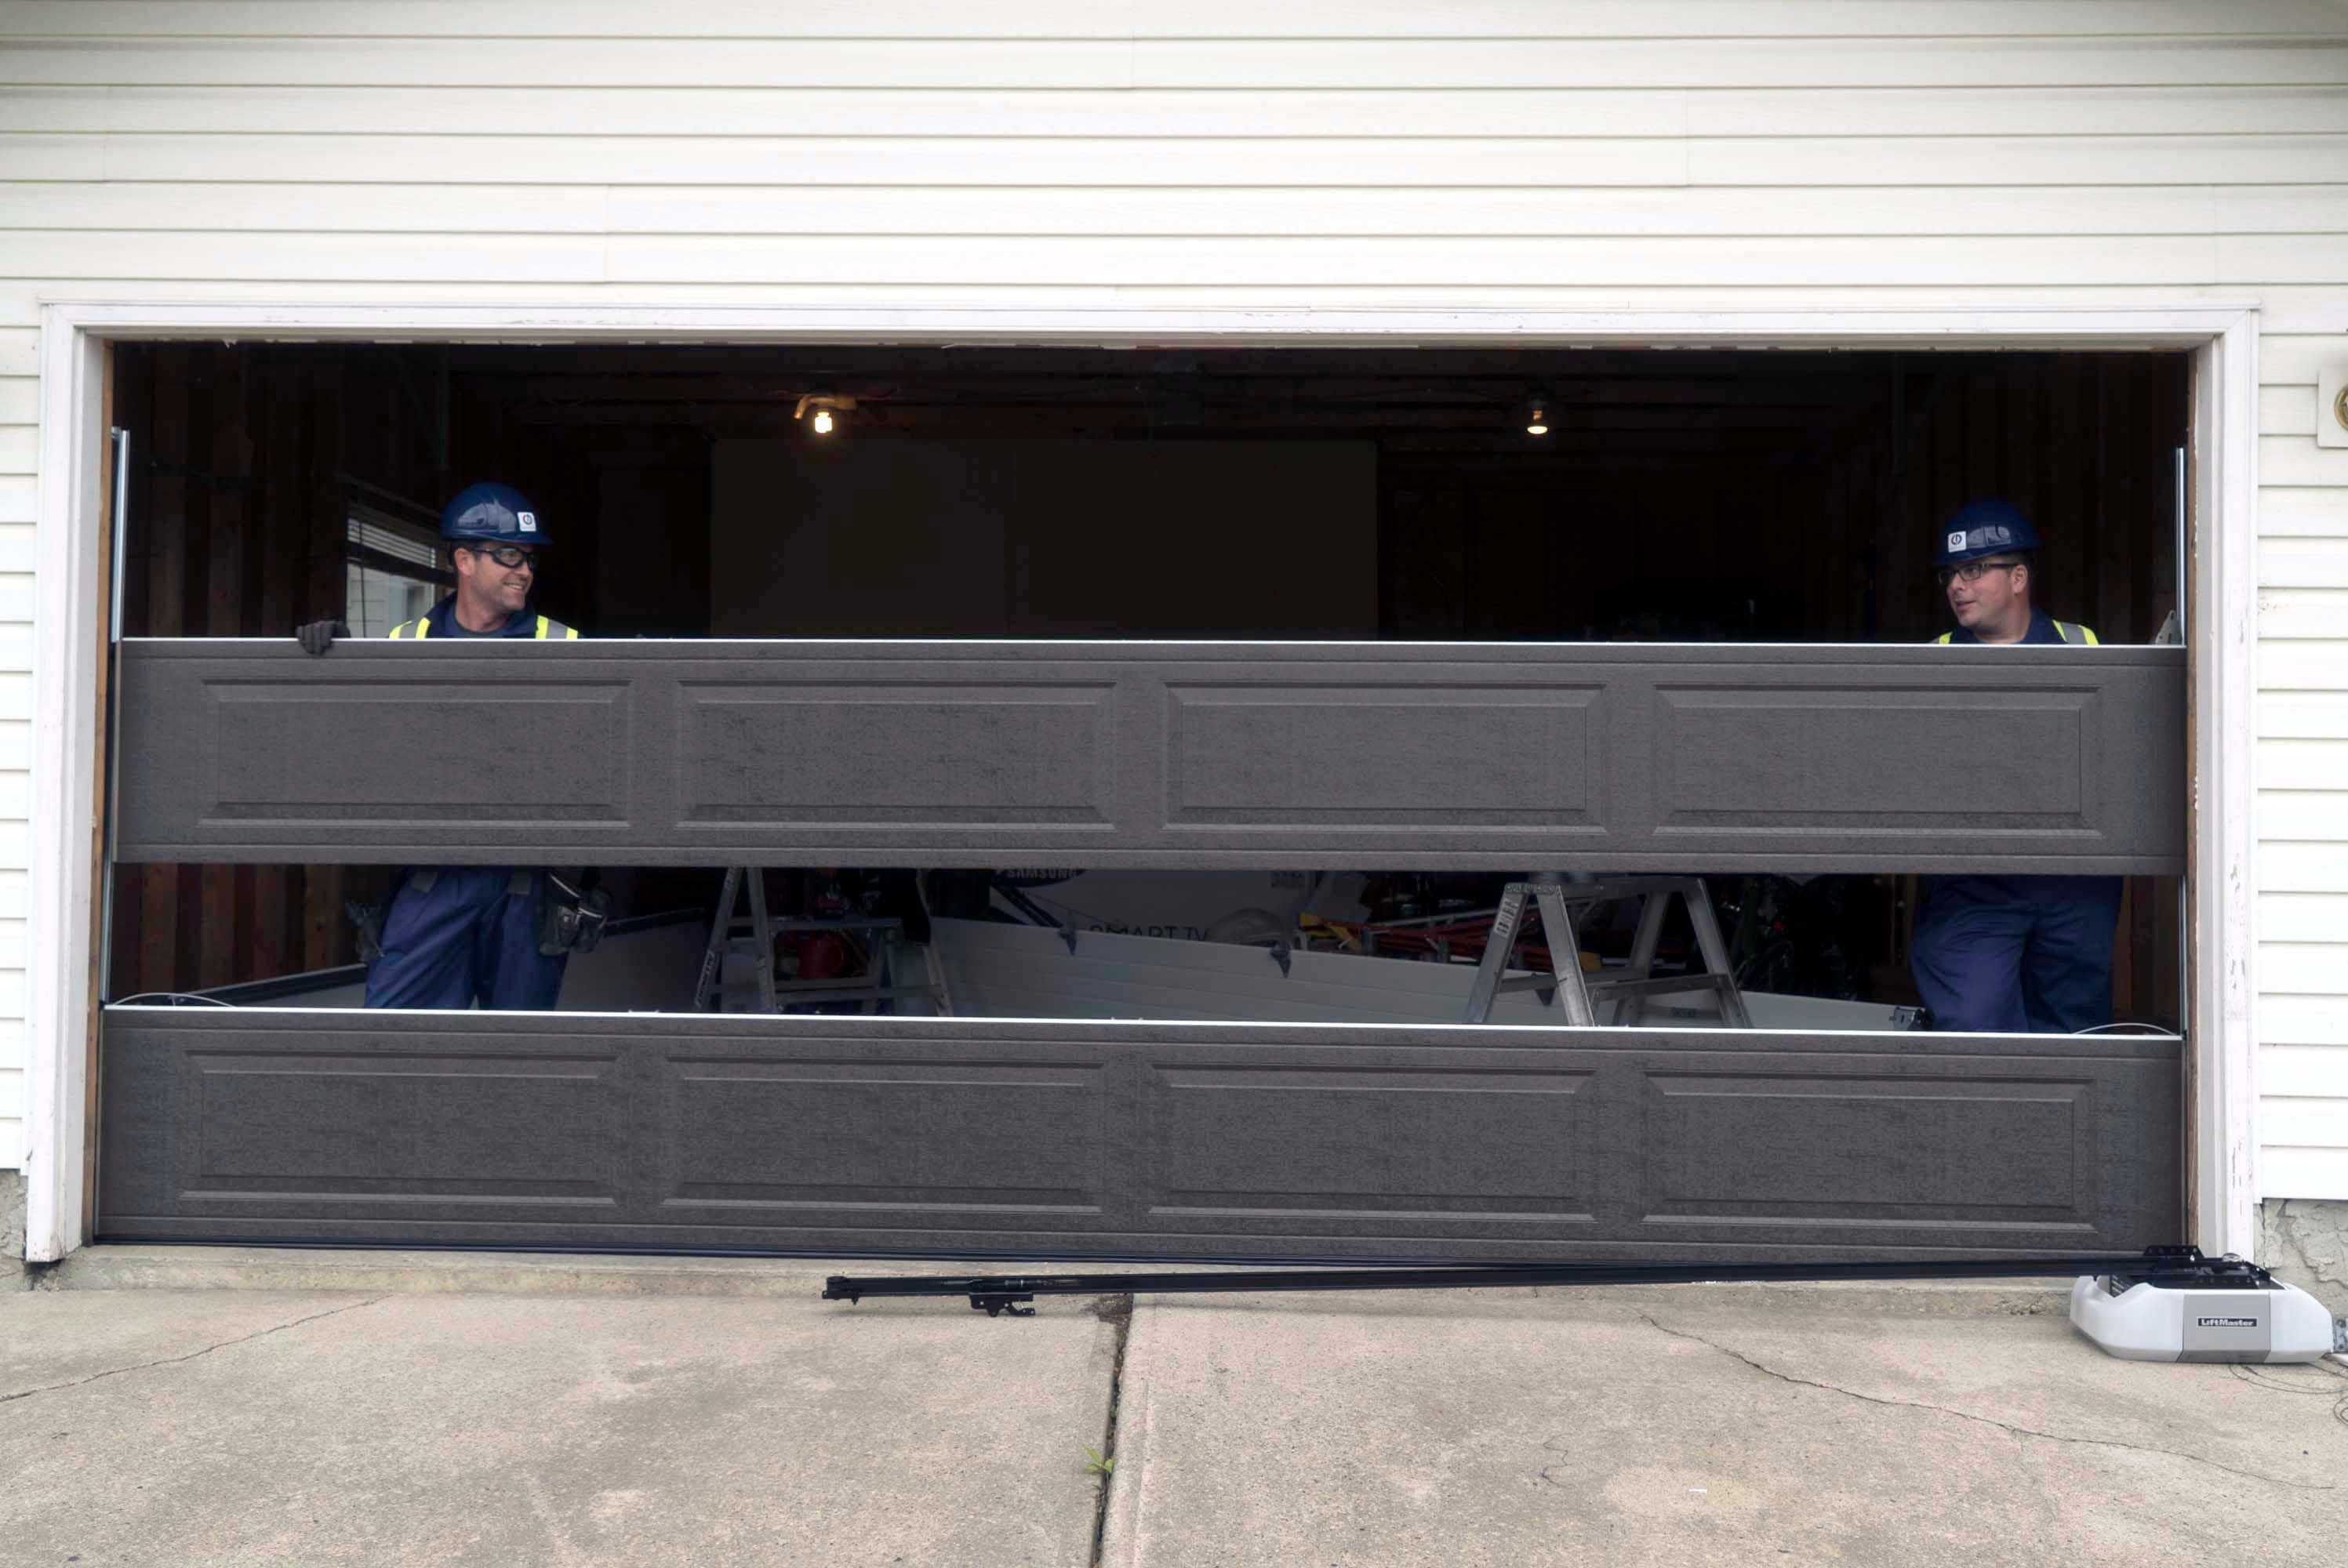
212,685,631,822
1162,680,1604,843
121,667,632,852
1643,662,2178,858
127,1040,630,1222
1657,689,2092,824
1145,1063,1599,1230
674,677,1120,835
97,1011,2181,1259
1639,1070,2105,1240
653,1053,1108,1218
114,641,2183,872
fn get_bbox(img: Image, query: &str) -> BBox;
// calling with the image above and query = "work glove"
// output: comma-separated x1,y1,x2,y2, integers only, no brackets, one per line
295,619,349,656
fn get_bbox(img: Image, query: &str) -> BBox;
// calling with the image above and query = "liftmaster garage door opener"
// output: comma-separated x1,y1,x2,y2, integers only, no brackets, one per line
2070,1252,2343,1363
831,1245,2348,1363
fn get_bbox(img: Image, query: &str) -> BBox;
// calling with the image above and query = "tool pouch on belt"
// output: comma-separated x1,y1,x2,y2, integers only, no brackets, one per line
537,870,611,957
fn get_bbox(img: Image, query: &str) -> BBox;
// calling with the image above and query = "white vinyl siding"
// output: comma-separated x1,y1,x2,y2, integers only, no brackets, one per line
0,2,2346,1185
2255,314,2348,1202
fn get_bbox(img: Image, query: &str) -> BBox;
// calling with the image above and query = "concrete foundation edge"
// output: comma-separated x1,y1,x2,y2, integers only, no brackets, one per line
2259,1196,2348,1316
0,1169,21,1283
20,1202,2339,1315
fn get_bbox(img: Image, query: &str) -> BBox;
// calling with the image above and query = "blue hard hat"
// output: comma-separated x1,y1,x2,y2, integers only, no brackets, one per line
440,481,547,547
1932,499,2038,567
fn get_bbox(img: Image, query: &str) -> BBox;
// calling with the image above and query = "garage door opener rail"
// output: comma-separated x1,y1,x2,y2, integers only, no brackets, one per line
827,1247,2346,1361
826,1244,2255,1318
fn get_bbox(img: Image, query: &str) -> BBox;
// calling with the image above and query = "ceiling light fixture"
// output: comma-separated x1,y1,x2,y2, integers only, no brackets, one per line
794,393,857,435
1522,392,1553,437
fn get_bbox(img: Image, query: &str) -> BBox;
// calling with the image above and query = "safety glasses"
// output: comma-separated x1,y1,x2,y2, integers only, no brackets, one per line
457,543,540,569
1934,560,2020,588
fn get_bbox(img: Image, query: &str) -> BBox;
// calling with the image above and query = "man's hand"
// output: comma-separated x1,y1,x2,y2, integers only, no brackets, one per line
296,619,350,656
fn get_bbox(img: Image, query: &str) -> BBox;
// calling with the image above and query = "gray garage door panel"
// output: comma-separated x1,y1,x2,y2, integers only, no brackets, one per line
97,1010,2182,1258
114,640,2186,872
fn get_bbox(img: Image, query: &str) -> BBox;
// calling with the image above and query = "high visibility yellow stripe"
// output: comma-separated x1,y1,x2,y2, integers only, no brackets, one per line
1938,623,2103,646
394,612,576,638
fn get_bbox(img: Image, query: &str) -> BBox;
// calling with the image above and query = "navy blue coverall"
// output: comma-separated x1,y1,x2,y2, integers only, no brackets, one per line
362,599,579,1011
1910,611,2122,1034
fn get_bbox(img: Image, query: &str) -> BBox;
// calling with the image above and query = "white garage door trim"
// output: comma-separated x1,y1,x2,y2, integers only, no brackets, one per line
26,299,2263,1263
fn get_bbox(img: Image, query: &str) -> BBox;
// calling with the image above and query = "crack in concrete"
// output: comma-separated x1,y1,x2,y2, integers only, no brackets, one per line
1635,1312,2339,1494
0,1297,387,1406
1087,1294,1134,1568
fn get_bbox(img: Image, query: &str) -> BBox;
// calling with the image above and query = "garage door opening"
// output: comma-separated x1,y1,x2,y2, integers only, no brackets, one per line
104,340,2187,1029
91,336,2190,1260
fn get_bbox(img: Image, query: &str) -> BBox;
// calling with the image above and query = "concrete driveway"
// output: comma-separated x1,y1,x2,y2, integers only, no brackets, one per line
1104,1285,2346,1567
4,1254,2343,1566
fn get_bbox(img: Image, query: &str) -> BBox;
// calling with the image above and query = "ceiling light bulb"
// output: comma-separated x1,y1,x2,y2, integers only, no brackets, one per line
794,392,856,433
1526,408,1550,436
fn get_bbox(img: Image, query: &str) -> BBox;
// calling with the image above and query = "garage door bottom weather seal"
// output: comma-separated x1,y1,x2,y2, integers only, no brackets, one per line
823,1245,2263,1317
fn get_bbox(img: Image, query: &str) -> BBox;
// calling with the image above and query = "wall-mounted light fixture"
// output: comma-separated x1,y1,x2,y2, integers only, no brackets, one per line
2320,365,2348,450
794,394,857,435
1521,392,1553,437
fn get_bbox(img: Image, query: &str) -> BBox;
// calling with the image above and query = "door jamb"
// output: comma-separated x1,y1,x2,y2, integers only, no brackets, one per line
27,318,107,1260
2188,324,2260,1259
24,300,2262,1263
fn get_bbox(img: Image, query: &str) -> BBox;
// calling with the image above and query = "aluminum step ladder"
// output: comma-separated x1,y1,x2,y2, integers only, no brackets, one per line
693,866,780,1014
1463,873,1752,1028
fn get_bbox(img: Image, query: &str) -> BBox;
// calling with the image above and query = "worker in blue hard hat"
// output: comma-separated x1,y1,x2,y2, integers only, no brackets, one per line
390,481,579,642
295,481,579,648
1910,499,2121,1033
1928,499,2099,648
294,482,603,1009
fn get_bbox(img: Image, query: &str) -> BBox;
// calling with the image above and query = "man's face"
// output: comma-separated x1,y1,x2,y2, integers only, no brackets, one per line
1944,556,2026,632
456,543,538,615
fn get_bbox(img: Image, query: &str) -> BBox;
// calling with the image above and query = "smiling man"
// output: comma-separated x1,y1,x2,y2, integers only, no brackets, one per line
388,481,576,642
295,482,591,1009
1910,499,2121,1034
